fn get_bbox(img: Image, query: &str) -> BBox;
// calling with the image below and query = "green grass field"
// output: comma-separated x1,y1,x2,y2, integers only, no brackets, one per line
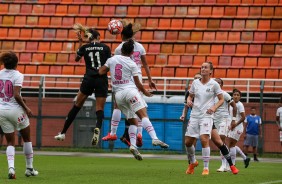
0,154,281,184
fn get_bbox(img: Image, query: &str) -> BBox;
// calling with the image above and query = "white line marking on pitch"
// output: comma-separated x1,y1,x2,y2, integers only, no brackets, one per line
258,180,282,184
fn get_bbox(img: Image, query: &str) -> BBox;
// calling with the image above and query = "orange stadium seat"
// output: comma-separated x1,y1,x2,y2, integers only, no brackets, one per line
271,57,282,68
67,5,79,14
166,31,178,41
155,54,167,66
0,4,8,13
19,53,32,63
220,20,232,29
150,67,162,77
62,17,75,27
50,17,62,26
14,41,25,51
228,32,240,42
213,68,227,78
246,20,258,29
224,7,237,17
178,31,190,41
151,6,163,16
171,19,183,29
219,56,231,66
154,31,165,41
14,16,26,26
17,65,25,73
203,32,215,42
162,67,175,77
239,68,253,78
207,56,219,65
3,16,15,25
25,65,37,74
253,69,266,78
173,44,186,54
186,44,198,54
212,7,224,17
262,7,274,17
188,68,201,77
161,44,173,53
44,5,56,14
262,45,275,55
227,68,239,78
208,19,220,29
191,32,203,41
9,4,20,14
37,65,50,74
175,68,188,77
79,5,92,15
62,66,75,75
26,41,38,51
198,44,210,54
211,45,223,55
249,45,261,56
180,55,193,66
183,19,195,29
32,53,44,63
49,65,62,75
193,55,206,66
254,32,266,42
236,44,249,56
44,53,57,63
159,19,171,29
200,7,212,16
237,7,249,17
0,28,8,38
267,32,279,42
195,19,208,29
168,55,181,66
245,57,257,68
21,4,32,14
232,57,244,67
223,44,236,55
241,32,253,42
32,5,44,14
26,16,38,26
266,69,279,78
74,66,85,75
38,17,50,26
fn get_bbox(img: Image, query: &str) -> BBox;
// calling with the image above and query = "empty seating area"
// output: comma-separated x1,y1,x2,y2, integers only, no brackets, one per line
0,1,282,83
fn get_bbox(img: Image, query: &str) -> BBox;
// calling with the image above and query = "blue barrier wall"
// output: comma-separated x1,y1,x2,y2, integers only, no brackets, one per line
101,102,187,151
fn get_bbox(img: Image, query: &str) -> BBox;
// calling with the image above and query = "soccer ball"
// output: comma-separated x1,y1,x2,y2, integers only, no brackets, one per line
107,20,123,35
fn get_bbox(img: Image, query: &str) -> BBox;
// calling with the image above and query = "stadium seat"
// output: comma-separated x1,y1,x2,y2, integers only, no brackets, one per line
271,57,282,68
171,19,183,29
166,31,178,41
211,45,223,55
14,16,26,26
200,6,212,16
168,55,181,66
198,44,210,54
208,19,220,29
178,31,190,41
188,68,201,77
150,67,162,77
50,17,62,26
191,32,203,41
180,55,193,66
225,7,236,17
241,32,253,42
266,69,279,78
232,57,244,67
237,7,249,17
151,6,163,16
207,56,219,65
80,5,92,15
267,32,279,42
154,31,165,41
37,65,50,74
213,68,227,78
253,69,266,78
26,41,38,51
227,68,239,78
223,44,236,55
175,68,188,77
62,66,75,75
258,20,271,30
216,32,228,41
74,66,85,75
3,16,15,25
62,17,75,27
249,45,261,56
254,32,266,42
262,45,275,55
68,5,79,15
44,53,57,63
14,41,25,51
159,19,171,29
44,5,56,14
25,65,37,74
162,67,175,77
239,68,253,78
203,32,215,41
127,6,139,15
220,19,232,29
160,44,173,54
212,7,224,17
236,44,249,55
186,44,198,54
38,42,50,52
188,6,200,16
20,29,32,38
38,17,50,26
228,32,240,42
218,56,231,66
0,4,8,13
193,55,205,66
9,4,20,14
21,4,32,14
19,53,32,63
173,44,186,54
155,54,167,66
32,53,44,63
49,65,62,75
196,19,208,29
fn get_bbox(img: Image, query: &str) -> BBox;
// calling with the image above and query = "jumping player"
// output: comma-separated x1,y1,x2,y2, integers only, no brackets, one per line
102,22,162,148
0,51,38,179
55,24,112,146
99,39,166,160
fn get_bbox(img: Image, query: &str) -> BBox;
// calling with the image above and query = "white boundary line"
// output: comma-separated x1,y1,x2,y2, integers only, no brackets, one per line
258,180,282,184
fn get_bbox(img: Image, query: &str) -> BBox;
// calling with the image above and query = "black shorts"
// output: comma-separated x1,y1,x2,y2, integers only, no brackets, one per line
212,123,217,130
0,126,4,135
80,75,108,97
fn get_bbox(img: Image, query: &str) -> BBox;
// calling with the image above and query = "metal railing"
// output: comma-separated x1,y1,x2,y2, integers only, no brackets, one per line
23,74,282,102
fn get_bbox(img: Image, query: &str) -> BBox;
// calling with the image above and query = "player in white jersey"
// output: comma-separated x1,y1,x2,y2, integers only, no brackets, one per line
213,78,250,171
185,62,224,176
227,88,246,166
276,96,282,145
0,52,38,179
102,23,157,147
99,39,168,160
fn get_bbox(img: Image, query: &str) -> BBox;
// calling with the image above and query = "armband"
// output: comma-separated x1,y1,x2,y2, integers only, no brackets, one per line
232,117,236,121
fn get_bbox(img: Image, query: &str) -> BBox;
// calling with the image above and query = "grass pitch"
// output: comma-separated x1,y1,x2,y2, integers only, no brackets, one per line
0,154,281,184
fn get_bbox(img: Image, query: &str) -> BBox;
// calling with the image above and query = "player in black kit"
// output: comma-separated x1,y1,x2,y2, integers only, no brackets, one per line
55,25,111,146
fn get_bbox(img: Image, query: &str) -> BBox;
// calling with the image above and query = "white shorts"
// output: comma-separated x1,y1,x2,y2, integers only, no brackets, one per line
228,125,244,141
115,88,147,119
280,131,282,142
0,108,30,134
185,116,213,138
213,117,231,136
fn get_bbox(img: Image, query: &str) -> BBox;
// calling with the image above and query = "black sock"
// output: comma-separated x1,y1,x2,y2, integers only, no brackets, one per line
219,144,233,166
245,153,248,157
95,110,104,129
61,105,81,134
254,154,257,160
123,119,130,139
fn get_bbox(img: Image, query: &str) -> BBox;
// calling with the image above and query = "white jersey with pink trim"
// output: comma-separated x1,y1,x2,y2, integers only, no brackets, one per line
214,90,232,119
105,55,139,92
276,107,282,127
189,79,222,118
0,69,23,109
229,101,245,129
114,41,146,74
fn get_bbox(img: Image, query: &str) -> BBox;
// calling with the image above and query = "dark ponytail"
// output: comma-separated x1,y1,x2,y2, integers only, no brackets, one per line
121,39,134,56
121,23,133,40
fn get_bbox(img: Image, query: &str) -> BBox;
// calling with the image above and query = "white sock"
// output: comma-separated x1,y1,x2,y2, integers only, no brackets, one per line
128,125,137,147
24,142,34,168
186,146,196,164
6,146,15,169
220,151,226,168
235,146,247,160
142,117,158,140
230,147,236,165
202,147,210,169
110,109,121,135
137,118,143,135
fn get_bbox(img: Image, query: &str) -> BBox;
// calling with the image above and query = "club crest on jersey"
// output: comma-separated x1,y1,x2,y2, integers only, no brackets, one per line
206,88,211,92
130,96,138,104
17,114,26,124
